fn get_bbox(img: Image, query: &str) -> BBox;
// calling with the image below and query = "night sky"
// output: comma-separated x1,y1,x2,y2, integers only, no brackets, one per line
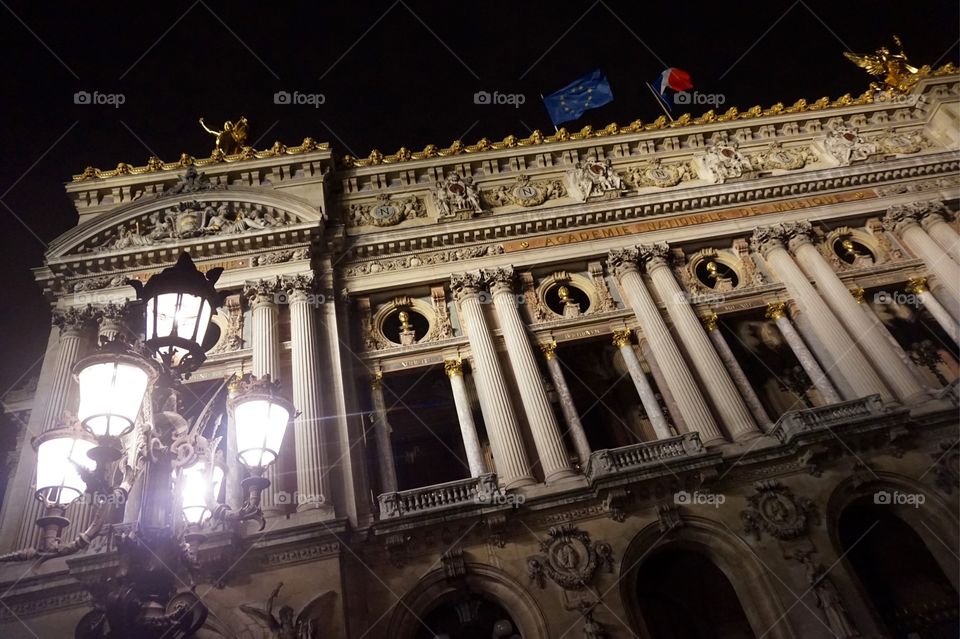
0,0,957,395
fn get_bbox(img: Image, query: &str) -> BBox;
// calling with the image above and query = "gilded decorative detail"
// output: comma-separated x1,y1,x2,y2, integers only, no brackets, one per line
611,329,632,348
539,341,558,360
844,36,931,93
444,359,464,377
765,302,787,321
72,64,959,181
906,277,927,295
701,312,719,332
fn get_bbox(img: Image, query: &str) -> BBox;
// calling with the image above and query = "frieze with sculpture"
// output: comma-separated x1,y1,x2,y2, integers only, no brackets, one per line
345,243,504,276
87,200,299,253
625,158,697,189
349,193,426,227
484,173,567,208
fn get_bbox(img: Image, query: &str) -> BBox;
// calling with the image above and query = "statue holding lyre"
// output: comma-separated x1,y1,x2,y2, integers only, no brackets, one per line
199,116,249,155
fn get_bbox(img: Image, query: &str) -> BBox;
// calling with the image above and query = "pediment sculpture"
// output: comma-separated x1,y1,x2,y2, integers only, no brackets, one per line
754,141,819,171
89,201,297,253
701,135,757,183
349,193,425,227
823,124,879,166
484,174,567,208
626,158,697,188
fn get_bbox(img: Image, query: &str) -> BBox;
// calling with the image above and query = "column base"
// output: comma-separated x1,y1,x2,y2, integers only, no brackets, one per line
296,501,336,519
501,475,536,490
697,431,728,447
543,468,579,484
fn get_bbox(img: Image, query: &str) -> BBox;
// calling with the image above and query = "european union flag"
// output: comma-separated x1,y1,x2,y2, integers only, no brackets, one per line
542,69,614,126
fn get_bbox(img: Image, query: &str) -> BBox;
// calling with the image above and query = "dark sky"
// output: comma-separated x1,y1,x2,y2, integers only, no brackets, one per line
0,0,957,394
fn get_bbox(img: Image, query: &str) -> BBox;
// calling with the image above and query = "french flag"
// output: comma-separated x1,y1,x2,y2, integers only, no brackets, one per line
653,67,693,110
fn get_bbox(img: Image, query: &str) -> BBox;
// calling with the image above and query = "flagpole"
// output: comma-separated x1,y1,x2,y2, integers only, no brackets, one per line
644,82,674,122
539,93,560,133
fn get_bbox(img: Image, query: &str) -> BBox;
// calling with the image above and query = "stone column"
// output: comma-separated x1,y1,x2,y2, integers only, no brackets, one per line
907,278,960,345
17,307,96,549
484,267,574,483
638,338,687,434
766,302,842,405
606,249,724,445
612,329,672,440
638,243,760,440
444,359,487,478
702,313,773,430
243,279,284,514
851,287,928,388
538,342,591,466
884,203,960,309
752,225,892,402
286,274,332,514
450,273,534,488
919,204,960,264
369,372,399,492
788,224,924,402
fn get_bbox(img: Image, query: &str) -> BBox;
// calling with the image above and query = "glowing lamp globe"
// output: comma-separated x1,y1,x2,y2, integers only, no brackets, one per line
34,433,96,506
179,461,223,526
75,351,156,439
130,253,224,375
229,375,293,471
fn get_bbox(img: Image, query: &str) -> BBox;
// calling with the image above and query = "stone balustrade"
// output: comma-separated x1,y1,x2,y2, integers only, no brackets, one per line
771,394,887,442
585,433,706,481
377,473,500,519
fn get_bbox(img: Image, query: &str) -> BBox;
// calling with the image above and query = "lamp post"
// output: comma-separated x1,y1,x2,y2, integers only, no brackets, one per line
1,253,297,639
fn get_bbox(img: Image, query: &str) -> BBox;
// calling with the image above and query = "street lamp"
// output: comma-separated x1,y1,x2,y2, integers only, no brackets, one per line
0,252,298,639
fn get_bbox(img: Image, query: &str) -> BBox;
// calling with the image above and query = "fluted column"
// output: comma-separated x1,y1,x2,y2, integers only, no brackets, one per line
17,307,96,549
702,313,773,430
369,372,399,492
612,329,672,440
753,225,892,402
788,224,924,402
907,277,960,345
450,273,534,488
766,302,842,405
639,243,760,440
639,338,687,433
884,203,960,308
538,342,591,465
484,267,574,482
286,274,331,513
607,249,724,445
444,359,486,478
243,279,284,514
919,205,960,264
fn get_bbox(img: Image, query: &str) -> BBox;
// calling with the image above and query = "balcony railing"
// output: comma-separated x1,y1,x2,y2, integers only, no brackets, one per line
770,394,886,443
585,432,706,481
378,473,500,519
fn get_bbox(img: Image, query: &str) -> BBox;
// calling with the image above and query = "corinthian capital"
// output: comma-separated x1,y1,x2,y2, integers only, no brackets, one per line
751,222,813,256
606,247,640,279
450,271,484,300
636,242,671,271
482,265,515,294
283,273,315,294
52,305,98,335
243,276,285,304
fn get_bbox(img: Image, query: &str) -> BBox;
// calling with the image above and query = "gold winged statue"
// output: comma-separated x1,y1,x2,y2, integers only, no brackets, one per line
199,115,249,155
843,35,930,93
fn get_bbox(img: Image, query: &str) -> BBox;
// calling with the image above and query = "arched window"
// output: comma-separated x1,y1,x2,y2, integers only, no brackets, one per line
839,499,959,638
414,591,521,639
635,549,755,638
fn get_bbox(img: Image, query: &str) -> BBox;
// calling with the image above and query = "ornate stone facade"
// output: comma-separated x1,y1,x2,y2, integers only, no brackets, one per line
1,69,958,639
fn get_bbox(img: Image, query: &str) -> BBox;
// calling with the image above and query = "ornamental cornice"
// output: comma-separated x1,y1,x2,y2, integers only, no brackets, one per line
343,152,959,264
